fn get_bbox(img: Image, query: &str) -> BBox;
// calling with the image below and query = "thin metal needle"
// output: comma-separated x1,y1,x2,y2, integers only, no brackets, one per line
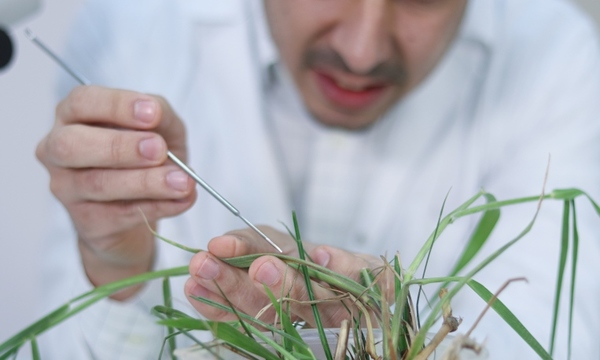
25,29,91,86
25,28,282,253
167,152,282,252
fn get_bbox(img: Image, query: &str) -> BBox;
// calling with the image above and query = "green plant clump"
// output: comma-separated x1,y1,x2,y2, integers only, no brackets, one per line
1,188,598,360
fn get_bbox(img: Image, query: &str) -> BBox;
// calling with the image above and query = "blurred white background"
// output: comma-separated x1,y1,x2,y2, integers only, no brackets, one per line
0,0,599,345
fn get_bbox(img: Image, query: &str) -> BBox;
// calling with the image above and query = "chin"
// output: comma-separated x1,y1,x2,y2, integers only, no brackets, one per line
310,109,381,131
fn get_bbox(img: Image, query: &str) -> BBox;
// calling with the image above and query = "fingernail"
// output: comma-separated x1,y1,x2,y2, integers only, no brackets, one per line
134,100,157,123
139,137,163,161
197,257,220,280
166,170,190,191
255,261,280,286
313,248,330,267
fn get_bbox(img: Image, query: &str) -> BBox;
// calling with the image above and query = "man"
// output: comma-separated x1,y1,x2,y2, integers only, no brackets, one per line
36,0,600,358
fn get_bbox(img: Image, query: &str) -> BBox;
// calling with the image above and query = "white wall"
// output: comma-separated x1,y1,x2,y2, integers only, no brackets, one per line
0,0,599,346
0,0,83,343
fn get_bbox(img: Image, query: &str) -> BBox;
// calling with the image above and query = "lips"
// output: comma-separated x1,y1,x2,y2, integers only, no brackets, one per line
313,70,389,112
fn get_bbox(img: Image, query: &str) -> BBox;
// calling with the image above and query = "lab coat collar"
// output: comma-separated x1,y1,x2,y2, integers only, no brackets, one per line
248,0,279,74
459,0,498,53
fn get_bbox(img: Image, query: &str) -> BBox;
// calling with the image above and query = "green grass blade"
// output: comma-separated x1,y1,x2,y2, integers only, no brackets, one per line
263,285,314,358
185,297,310,348
0,266,189,358
158,314,288,360
221,253,376,304
263,285,291,352
549,201,570,356
162,277,177,359
0,304,69,356
449,193,500,276
405,190,486,281
153,305,196,320
417,191,450,327
391,255,410,355
209,322,280,360
141,211,201,253
407,195,544,359
30,338,40,360
550,188,585,200
467,280,552,360
0,347,18,360
292,212,333,360
246,326,302,360
212,282,255,341
157,318,213,331
568,201,579,360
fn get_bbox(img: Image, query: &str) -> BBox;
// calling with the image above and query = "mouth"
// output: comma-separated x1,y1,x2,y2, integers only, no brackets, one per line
312,70,390,112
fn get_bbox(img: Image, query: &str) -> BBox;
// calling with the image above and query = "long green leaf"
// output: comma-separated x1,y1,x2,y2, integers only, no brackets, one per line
407,194,544,358
263,285,314,358
30,338,40,360
467,280,552,360
209,322,280,360
567,201,579,360
405,191,486,281
550,201,570,355
449,193,500,276
162,277,177,359
292,212,333,360
0,266,189,358
184,297,310,348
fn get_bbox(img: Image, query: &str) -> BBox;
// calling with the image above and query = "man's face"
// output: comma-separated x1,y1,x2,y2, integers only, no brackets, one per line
264,0,468,129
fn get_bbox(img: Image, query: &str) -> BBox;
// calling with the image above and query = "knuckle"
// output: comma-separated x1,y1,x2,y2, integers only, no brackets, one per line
35,138,48,163
47,130,74,163
81,170,108,195
63,86,90,119
210,308,234,322
114,200,142,224
109,133,125,163
108,90,124,122
288,275,310,301
135,200,162,223
137,169,153,193
49,177,65,199
324,304,352,326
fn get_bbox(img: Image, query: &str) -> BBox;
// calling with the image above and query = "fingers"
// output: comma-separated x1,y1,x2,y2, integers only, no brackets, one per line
37,125,167,169
310,246,395,302
38,85,196,242
44,85,188,169
207,227,315,258
249,255,353,327
185,247,374,328
68,192,196,240
187,228,390,328
57,86,185,148
49,166,194,202
185,251,275,323
57,86,162,129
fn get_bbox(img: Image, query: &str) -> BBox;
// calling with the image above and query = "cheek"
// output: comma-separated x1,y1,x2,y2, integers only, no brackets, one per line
394,7,466,85
264,0,340,73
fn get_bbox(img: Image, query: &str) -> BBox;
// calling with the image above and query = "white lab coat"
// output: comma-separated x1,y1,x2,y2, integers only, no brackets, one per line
34,0,600,359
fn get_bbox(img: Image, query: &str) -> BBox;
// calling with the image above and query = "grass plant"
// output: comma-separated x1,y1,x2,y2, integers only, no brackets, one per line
1,187,598,359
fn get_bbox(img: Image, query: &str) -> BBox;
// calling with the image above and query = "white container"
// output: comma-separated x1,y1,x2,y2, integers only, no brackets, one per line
174,329,488,360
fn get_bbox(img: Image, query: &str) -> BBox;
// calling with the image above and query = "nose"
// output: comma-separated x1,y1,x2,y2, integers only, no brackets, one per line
330,0,393,75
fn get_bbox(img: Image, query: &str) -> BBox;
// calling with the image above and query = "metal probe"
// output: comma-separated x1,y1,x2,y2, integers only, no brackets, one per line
25,28,283,253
